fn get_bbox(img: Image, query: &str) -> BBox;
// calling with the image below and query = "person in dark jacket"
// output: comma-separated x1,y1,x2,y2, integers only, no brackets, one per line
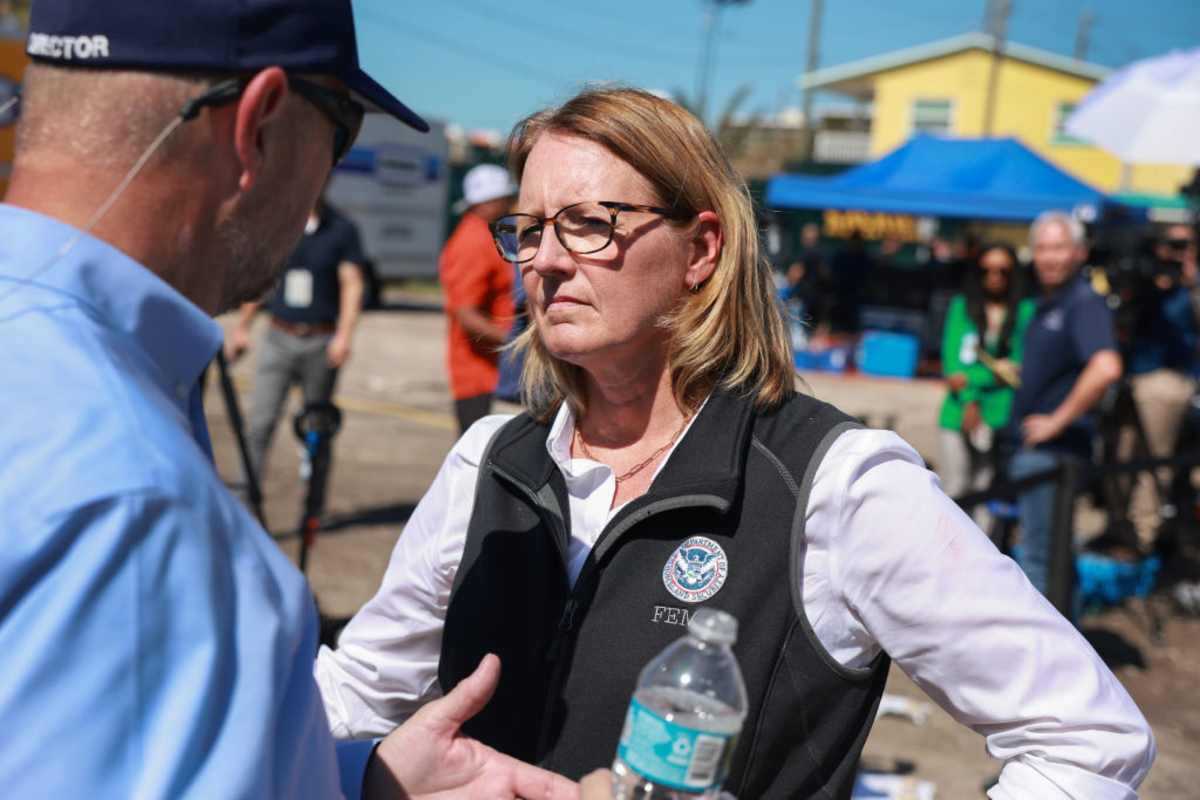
316,88,1152,799
1008,212,1123,596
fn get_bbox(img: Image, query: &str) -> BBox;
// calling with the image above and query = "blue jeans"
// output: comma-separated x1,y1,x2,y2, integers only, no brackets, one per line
1008,448,1060,597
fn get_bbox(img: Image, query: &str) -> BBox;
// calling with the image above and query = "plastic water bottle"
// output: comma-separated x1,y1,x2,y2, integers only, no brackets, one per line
612,609,748,800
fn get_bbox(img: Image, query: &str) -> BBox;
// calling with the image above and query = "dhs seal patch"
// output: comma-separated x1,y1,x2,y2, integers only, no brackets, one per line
662,536,729,603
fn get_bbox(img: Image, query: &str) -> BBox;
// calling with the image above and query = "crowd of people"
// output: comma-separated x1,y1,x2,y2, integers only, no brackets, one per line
779,212,1199,612
2,1,1188,798
935,215,1197,603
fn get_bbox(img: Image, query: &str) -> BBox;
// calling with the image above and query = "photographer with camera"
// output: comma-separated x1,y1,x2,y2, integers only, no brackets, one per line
1121,223,1200,553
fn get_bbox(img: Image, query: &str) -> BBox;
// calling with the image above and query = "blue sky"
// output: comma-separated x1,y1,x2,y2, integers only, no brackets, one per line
352,0,1200,135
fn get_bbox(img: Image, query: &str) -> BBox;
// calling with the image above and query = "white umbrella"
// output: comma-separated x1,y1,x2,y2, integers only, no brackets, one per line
1066,47,1200,165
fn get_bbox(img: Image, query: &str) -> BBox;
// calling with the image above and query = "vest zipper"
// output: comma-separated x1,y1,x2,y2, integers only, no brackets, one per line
488,463,581,762
535,594,580,762
545,495,730,660
489,461,729,764
533,496,730,762
545,597,578,662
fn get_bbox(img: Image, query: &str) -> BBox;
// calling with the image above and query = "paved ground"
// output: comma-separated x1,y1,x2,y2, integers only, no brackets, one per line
208,300,1199,799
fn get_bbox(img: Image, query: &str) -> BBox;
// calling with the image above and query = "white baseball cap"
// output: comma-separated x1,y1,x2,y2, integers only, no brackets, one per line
453,164,516,213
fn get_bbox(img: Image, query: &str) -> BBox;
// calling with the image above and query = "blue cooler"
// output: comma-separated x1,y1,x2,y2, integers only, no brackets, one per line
794,346,849,374
856,331,918,378
1077,553,1160,610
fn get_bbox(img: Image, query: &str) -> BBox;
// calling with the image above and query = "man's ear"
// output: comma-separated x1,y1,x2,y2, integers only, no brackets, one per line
685,210,722,289
233,67,289,192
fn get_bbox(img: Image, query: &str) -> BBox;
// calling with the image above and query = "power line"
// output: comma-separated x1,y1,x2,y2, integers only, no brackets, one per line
539,2,805,66
443,0,696,66
851,0,971,35
357,6,557,88
1088,19,1145,66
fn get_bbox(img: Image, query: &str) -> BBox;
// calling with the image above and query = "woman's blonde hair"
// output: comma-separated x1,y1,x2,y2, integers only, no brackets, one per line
508,86,795,421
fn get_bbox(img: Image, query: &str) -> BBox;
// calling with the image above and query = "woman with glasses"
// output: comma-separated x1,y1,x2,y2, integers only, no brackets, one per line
937,243,1034,525
316,89,1152,798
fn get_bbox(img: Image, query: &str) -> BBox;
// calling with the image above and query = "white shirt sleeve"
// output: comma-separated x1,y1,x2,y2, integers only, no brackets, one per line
803,428,1155,800
314,415,511,739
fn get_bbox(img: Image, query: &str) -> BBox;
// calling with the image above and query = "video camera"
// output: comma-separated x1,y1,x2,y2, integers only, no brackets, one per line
1087,205,1196,356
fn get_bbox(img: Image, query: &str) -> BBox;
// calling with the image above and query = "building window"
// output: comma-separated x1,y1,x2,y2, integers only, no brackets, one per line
1052,101,1087,145
912,99,953,136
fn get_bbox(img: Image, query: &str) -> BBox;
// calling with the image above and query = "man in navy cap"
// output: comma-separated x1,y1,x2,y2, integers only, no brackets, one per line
0,2,577,798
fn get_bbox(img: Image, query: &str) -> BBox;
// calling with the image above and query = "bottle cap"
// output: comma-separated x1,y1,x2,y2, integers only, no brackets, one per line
688,608,738,645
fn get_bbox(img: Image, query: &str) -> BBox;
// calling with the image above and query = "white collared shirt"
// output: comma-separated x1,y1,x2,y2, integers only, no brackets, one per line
316,404,1154,800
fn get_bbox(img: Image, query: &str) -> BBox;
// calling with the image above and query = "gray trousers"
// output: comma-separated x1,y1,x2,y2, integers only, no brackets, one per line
938,427,994,532
246,324,339,479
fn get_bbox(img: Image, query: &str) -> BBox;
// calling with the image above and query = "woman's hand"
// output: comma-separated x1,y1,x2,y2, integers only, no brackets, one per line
947,373,968,392
961,402,982,436
991,358,1021,388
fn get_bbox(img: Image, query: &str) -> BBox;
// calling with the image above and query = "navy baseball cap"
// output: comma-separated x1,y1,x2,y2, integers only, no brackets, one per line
26,0,428,132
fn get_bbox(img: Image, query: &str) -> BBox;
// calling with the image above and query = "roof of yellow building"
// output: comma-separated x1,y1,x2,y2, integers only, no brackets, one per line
798,32,1110,99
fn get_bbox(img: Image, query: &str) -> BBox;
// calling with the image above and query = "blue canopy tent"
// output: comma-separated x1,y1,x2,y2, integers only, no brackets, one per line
765,134,1113,220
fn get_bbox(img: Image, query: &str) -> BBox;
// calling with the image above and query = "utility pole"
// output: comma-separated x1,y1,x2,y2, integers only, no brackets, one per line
982,0,1011,137
695,2,719,122
694,0,750,125
801,0,824,161
1074,9,1094,61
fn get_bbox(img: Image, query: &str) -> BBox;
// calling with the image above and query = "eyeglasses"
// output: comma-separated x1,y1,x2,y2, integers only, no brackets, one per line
1164,237,1196,252
490,200,691,264
180,75,365,165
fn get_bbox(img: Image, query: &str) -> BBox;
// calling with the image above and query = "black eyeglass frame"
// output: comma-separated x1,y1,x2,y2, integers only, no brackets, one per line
489,200,692,264
179,75,364,165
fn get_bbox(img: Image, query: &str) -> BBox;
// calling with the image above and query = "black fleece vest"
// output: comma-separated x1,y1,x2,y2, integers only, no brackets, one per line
438,390,889,799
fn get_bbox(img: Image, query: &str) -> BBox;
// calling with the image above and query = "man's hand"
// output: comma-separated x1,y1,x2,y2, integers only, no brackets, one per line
364,654,578,800
223,326,252,363
1022,413,1064,447
580,770,613,799
961,402,982,436
947,373,968,393
326,334,352,368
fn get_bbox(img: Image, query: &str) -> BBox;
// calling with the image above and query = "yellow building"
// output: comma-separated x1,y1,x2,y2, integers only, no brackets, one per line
799,33,1191,197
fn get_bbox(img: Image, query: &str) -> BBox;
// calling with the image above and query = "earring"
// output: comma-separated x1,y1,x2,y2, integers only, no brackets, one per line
689,281,700,294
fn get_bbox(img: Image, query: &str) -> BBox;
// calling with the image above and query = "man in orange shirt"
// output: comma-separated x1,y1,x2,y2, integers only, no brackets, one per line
440,164,516,432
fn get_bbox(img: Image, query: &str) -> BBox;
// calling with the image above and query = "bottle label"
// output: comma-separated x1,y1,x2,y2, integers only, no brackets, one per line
617,697,735,792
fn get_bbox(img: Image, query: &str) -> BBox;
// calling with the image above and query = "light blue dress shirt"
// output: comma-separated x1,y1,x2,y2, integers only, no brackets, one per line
0,205,374,798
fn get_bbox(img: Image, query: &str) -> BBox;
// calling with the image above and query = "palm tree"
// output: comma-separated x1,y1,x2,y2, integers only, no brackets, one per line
673,83,763,162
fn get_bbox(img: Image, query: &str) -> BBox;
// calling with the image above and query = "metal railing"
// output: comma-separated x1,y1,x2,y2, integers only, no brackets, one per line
813,130,872,164
954,451,1200,620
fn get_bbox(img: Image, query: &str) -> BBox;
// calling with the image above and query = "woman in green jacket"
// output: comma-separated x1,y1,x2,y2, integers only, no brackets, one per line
939,243,1035,518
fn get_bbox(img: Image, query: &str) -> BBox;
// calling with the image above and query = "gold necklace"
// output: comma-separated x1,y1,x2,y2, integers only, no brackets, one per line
575,414,692,484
